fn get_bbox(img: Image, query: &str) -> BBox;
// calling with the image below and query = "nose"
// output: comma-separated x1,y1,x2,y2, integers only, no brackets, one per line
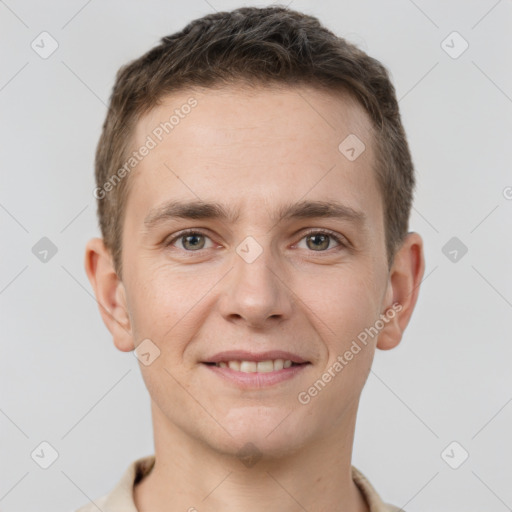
217,240,293,329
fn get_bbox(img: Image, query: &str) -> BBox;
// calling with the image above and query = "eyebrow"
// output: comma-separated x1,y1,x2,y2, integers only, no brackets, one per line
144,199,367,230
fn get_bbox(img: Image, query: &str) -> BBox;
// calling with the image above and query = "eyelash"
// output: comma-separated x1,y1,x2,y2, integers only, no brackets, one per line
164,228,349,253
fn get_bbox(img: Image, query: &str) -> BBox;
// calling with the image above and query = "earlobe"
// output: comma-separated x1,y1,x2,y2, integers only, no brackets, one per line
84,238,135,352
377,232,425,351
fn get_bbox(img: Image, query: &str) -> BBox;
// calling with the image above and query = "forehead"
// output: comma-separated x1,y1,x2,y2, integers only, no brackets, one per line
126,83,382,230
135,83,373,157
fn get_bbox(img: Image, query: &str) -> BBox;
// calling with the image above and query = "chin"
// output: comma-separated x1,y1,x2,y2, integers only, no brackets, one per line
207,406,314,461
209,434,306,464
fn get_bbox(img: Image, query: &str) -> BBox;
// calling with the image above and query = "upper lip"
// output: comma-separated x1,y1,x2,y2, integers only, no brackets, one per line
203,350,309,364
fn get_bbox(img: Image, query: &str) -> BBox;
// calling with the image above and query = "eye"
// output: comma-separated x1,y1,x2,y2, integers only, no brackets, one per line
164,228,349,254
165,230,214,251
297,229,347,252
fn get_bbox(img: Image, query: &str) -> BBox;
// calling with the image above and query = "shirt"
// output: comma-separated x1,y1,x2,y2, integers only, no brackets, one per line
75,454,403,512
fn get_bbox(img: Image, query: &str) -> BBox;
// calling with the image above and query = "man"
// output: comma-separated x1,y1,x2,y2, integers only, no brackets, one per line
80,6,424,511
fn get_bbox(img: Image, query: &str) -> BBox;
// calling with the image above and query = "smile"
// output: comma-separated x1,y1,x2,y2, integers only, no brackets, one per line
211,359,300,372
202,353,310,388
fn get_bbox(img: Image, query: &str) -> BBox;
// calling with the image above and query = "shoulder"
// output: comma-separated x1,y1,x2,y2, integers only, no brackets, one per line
383,504,405,512
351,465,404,512
73,455,155,512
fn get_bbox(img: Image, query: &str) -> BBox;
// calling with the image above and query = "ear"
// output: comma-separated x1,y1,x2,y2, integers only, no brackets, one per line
377,232,425,350
84,237,135,352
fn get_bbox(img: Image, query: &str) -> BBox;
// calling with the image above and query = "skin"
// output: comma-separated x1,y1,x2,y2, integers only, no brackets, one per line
85,83,425,512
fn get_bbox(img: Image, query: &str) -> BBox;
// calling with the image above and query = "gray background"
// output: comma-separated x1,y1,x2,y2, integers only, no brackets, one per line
1,1,511,511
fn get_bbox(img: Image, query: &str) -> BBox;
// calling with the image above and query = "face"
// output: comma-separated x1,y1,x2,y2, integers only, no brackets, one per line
117,84,393,457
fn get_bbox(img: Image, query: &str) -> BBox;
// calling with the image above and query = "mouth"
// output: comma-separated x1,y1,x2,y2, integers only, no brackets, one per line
203,359,307,373
201,351,311,388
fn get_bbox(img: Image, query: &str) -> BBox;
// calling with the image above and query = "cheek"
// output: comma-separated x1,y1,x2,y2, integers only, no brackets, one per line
296,262,381,341
294,263,382,399
125,263,215,355
297,270,379,411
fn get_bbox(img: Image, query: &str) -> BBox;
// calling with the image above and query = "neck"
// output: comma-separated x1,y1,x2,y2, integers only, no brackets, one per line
134,401,369,512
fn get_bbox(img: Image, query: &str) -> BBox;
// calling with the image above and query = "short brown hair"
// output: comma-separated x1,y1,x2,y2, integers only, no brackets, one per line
94,5,415,276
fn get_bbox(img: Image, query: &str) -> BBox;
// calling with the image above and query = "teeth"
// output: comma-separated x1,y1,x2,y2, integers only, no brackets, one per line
256,360,274,373
216,359,296,372
240,361,257,373
273,359,284,371
228,361,241,371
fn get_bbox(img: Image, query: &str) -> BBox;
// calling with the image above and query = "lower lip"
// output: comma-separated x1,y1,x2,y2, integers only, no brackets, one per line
202,363,309,389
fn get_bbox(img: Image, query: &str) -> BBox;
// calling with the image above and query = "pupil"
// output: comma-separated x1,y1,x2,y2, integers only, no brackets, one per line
308,234,328,250
184,234,204,250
